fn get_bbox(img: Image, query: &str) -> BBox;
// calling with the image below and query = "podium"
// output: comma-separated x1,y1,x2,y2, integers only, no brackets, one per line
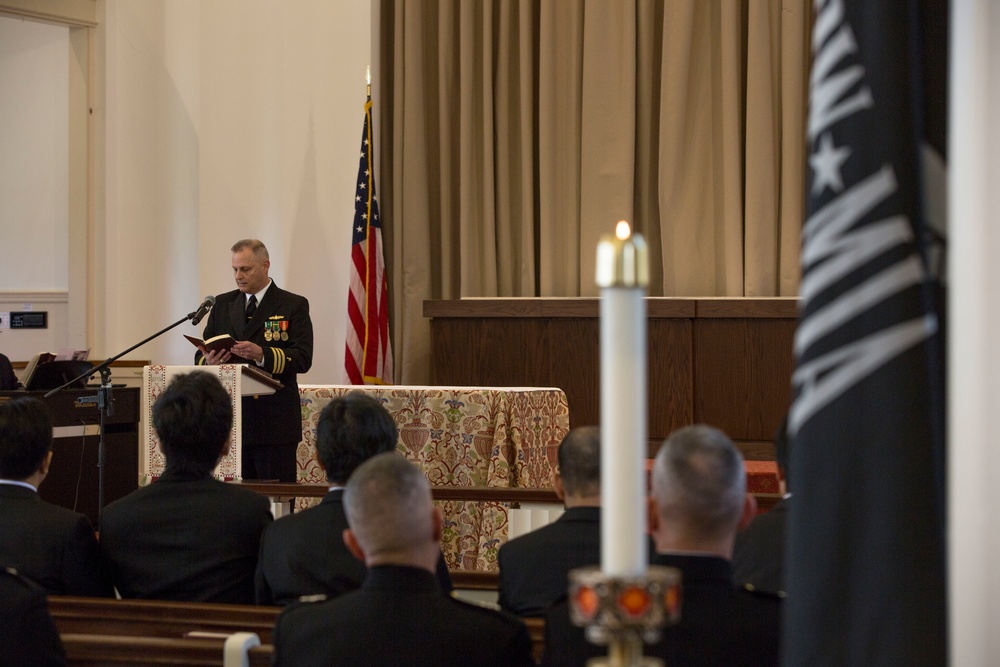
140,365,280,481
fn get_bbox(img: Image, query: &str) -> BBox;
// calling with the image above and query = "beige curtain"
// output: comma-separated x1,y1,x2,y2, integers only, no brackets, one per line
378,0,810,384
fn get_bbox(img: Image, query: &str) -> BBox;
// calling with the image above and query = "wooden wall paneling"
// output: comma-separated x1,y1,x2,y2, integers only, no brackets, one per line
546,318,599,430
430,318,549,387
692,318,795,441
428,319,477,385
736,439,778,462
646,319,694,457
426,299,797,463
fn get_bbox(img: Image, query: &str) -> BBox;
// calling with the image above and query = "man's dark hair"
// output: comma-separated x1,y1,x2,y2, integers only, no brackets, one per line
153,372,232,477
557,426,601,497
317,393,397,484
0,397,53,480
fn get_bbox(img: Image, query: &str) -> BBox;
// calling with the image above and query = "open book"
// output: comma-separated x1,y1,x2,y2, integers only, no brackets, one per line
19,349,91,388
18,352,56,387
184,333,237,354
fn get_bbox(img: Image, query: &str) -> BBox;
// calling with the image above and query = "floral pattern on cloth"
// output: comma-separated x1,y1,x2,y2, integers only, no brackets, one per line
141,365,242,481
296,385,570,572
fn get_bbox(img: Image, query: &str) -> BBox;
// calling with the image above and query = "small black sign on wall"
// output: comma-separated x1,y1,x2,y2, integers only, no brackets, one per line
10,312,47,329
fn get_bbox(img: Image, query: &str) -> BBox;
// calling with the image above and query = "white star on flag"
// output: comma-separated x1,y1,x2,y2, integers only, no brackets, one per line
809,132,851,194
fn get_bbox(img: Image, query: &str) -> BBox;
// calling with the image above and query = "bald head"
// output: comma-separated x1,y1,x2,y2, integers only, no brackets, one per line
651,425,749,550
343,453,440,569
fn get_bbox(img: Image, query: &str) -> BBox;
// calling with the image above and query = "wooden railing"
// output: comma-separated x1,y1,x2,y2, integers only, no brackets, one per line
237,482,782,513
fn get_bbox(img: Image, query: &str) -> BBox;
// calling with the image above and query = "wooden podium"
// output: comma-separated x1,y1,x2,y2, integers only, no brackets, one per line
140,365,280,480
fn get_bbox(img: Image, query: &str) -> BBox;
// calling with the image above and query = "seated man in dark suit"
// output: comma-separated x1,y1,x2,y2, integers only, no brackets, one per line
100,372,272,603
733,417,790,595
498,425,602,616
0,397,112,596
0,565,66,667
256,392,450,606
0,352,20,390
273,453,534,667
542,425,782,667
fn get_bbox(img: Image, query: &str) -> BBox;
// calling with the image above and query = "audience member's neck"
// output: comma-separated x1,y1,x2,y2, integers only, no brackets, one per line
21,471,44,489
365,544,439,574
653,530,735,560
563,493,601,509
1,475,40,490
162,465,214,480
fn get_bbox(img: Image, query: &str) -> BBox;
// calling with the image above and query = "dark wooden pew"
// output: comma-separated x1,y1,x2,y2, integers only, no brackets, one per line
48,596,280,643
50,596,544,665
59,633,273,666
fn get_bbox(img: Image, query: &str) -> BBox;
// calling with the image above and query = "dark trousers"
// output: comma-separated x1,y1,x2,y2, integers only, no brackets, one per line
242,443,298,482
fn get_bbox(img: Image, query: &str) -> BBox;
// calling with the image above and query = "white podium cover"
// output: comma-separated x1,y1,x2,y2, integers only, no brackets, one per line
141,364,276,481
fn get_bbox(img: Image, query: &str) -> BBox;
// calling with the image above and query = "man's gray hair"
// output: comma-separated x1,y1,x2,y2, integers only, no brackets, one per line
231,239,269,261
652,425,746,540
344,452,434,555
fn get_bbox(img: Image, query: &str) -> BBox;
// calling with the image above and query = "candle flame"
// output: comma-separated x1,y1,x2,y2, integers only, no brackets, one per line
615,220,631,240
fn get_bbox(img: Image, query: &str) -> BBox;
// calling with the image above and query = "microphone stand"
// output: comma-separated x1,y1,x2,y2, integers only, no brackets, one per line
45,306,210,521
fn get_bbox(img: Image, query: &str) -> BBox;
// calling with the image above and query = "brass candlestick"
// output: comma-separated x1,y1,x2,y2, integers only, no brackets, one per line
568,565,682,667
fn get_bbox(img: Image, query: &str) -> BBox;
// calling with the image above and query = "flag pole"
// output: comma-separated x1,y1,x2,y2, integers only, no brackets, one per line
366,65,371,101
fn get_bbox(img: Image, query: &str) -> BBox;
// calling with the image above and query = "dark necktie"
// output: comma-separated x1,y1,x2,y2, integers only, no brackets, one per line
246,294,257,320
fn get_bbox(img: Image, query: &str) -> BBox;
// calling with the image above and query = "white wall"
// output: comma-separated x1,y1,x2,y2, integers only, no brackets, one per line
96,0,370,383
950,1,1000,663
0,16,69,291
0,0,369,378
0,16,70,360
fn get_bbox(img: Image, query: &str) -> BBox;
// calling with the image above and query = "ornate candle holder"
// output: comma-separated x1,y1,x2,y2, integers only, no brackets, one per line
568,565,682,667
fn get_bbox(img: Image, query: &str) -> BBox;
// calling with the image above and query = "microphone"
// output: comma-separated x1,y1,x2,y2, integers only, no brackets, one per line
189,295,216,325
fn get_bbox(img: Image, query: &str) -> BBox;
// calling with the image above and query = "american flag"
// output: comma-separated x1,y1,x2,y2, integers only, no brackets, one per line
344,97,393,384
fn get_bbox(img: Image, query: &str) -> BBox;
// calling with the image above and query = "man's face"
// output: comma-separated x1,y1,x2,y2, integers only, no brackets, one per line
232,247,270,294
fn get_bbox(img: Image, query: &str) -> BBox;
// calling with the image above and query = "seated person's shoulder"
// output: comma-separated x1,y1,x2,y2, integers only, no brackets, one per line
223,479,272,506
499,520,563,559
31,497,93,527
444,595,529,633
733,584,783,662
0,566,43,599
736,583,785,609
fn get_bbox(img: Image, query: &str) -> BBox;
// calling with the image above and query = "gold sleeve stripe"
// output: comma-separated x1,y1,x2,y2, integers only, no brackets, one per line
272,347,286,375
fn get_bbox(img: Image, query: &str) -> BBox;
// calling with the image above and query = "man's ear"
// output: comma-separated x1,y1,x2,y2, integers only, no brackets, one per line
553,470,566,501
737,493,758,531
646,496,659,535
38,450,54,477
432,506,444,543
343,529,366,563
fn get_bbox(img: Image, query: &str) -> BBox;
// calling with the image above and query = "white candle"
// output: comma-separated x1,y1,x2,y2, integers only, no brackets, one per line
597,221,649,577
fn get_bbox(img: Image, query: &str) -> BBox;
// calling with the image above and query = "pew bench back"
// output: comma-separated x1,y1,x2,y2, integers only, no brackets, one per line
48,596,280,644
60,633,273,666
